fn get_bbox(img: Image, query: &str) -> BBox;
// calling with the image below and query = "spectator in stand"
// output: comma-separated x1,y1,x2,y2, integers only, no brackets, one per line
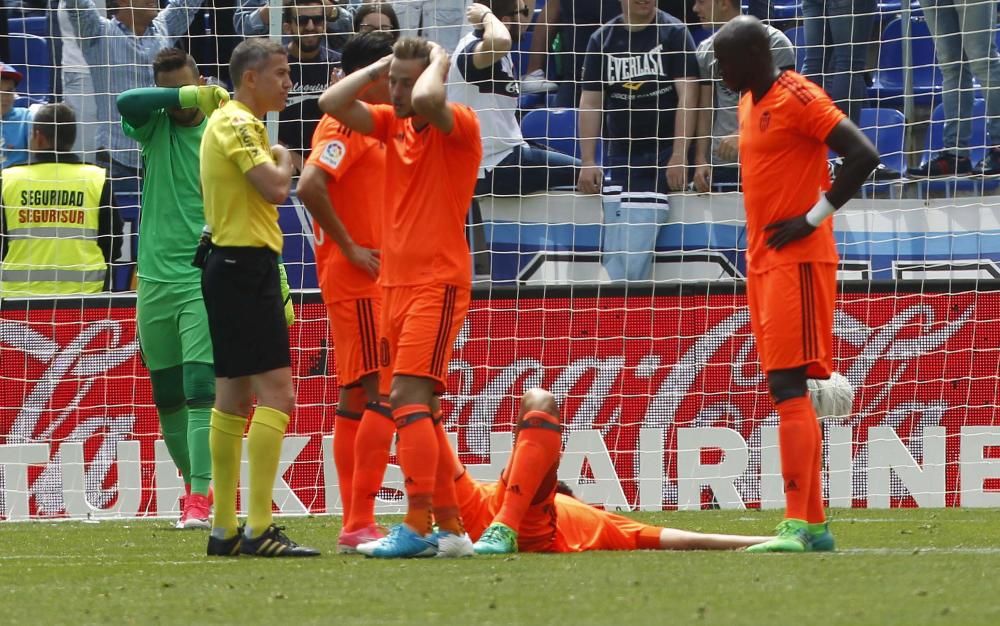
390,0,469,52
908,0,1000,177
0,103,122,297
57,0,106,163
448,1,579,196
524,0,621,108
236,0,354,52
280,0,343,173
800,0,874,127
65,0,206,196
354,2,400,40
326,1,358,51
691,0,794,192
578,0,699,282
1,63,32,169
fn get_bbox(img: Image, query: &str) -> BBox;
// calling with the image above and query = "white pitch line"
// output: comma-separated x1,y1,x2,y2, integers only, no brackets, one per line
835,547,1000,555
734,517,990,524
0,556,229,565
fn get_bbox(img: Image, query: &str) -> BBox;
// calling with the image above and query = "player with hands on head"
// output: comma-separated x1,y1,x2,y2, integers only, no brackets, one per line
319,35,483,559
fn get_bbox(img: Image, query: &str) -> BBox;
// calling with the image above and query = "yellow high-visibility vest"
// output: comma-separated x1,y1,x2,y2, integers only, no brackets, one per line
1,161,108,297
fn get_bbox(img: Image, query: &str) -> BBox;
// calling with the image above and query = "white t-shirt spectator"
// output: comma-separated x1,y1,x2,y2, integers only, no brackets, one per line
447,29,524,177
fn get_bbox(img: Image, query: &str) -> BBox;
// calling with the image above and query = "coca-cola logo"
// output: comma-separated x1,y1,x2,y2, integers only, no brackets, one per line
0,290,994,518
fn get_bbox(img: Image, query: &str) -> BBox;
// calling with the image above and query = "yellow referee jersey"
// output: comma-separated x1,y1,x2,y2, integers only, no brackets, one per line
200,99,284,253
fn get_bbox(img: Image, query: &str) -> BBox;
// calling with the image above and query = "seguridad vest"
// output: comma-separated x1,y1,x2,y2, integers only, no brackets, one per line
1,161,108,296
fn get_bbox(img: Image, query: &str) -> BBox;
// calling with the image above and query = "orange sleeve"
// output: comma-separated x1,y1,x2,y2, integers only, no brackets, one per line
366,103,395,144
307,122,370,183
796,82,846,143
445,102,481,148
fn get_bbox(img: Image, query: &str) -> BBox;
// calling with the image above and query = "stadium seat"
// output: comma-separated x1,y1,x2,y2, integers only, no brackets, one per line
9,16,48,37
868,17,942,107
914,98,1000,197
520,108,601,162
783,26,807,73
7,33,53,102
858,107,907,198
770,1,803,20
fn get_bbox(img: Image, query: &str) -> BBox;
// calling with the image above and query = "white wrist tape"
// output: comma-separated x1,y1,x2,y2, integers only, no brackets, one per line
805,194,836,227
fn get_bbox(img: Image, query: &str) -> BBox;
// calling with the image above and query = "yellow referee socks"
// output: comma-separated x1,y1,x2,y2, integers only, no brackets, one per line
246,406,290,537
209,408,247,538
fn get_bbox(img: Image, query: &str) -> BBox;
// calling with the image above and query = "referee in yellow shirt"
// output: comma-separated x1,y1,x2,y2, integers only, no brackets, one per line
201,38,318,557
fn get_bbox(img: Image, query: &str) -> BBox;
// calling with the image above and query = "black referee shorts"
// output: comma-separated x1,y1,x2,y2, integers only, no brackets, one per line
201,246,291,378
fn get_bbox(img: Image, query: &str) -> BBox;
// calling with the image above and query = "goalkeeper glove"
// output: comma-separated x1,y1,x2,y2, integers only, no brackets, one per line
178,85,230,117
277,258,295,327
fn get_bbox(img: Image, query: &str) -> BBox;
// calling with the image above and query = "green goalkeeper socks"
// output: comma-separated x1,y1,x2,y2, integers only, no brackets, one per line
187,407,212,496
159,406,191,485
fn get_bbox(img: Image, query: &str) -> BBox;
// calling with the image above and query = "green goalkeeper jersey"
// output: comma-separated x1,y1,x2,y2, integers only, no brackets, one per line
122,100,206,284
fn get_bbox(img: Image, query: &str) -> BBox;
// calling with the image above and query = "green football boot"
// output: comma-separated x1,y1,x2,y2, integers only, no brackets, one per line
473,522,518,555
746,519,811,553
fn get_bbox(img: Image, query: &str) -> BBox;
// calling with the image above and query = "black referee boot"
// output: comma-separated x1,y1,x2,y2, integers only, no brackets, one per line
206,525,243,557
241,524,321,557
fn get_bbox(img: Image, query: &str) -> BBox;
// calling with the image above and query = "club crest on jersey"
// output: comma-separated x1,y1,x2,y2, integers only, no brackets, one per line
606,44,666,85
759,110,772,132
319,140,346,169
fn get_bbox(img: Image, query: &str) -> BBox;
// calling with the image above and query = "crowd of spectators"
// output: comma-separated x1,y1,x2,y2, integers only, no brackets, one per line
3,0,1000,289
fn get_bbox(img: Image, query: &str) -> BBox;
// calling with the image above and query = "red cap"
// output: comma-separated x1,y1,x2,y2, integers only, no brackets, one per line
0,62,24,86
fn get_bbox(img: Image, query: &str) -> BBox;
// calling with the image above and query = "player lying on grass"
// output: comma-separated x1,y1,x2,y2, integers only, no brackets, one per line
443,388,774,554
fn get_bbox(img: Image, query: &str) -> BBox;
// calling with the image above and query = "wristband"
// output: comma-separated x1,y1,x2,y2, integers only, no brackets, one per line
805,194,836,227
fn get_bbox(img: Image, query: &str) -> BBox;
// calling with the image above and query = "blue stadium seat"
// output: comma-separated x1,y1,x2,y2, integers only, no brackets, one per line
858,107,907,197
869,17,942,107
521,108,601,162
876,0,923,16
7,33,53,101
915,99,999,197
9,16,48,37
771,1,803,20
783,26,807,73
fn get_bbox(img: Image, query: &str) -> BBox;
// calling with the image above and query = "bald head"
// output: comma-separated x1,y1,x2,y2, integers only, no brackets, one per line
713,15,776,95
715,15,771,59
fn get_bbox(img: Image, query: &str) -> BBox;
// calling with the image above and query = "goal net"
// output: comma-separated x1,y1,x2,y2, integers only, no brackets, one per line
1,0,999,521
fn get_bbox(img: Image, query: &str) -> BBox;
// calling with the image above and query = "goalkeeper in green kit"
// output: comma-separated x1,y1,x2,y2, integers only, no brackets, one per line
117,49,230,529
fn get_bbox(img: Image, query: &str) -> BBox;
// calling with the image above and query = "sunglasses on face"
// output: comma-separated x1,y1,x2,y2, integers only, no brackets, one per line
295,15,323,26
504,7,530,17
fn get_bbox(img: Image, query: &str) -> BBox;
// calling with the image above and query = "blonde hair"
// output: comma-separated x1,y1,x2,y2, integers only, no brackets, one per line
392,36,431,64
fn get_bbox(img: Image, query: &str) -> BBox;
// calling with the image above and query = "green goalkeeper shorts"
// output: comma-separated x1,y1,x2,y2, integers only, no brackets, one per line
137,279,213,371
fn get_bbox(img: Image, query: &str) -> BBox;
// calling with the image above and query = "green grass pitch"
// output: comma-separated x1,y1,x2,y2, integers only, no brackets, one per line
2,508,999,626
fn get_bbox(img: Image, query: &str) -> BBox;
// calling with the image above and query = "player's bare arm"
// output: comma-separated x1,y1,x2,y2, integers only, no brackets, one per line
692,83,714,193
411,42,454,132
577,89,604,194
765,120,879,250
296,164,380,279
666,78,698,192
245,144,294,204
317,53,392,133
467,2,513,70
